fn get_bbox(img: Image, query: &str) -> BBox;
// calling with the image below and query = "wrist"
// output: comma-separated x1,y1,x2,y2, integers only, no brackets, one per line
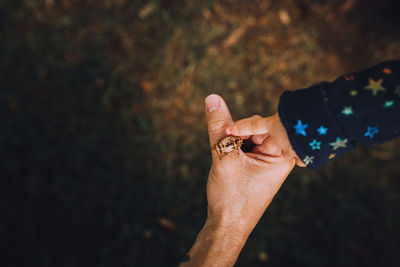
181,219,249,266
275,112,306,167
204,215,252,242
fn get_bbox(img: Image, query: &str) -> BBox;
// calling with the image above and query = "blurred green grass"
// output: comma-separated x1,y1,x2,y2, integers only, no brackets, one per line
1,0,400,266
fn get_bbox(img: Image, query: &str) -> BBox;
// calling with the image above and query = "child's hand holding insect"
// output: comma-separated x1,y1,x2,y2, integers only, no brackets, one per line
225,113,306,167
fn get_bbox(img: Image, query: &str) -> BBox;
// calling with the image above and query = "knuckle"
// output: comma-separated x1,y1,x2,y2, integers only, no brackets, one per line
251,114,262,119
250,120,258,132
208,119,229,132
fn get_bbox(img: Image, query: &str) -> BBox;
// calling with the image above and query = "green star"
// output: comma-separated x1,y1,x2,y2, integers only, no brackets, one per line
395,86,400,97
309,139,321,150
341,106,353,116
383,100,394,108
329,137,348,150
364,78,386,96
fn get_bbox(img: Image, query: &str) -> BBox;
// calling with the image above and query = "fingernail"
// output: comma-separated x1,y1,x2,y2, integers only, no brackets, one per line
226,127,232,135
205,94,220,112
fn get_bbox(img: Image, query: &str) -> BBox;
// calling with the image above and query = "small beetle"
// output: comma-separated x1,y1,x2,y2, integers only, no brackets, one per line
212,136,243,158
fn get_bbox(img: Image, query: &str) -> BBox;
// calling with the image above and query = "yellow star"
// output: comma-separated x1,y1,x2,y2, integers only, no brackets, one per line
350,90,358,96
328,153,336,159
364,78,386,96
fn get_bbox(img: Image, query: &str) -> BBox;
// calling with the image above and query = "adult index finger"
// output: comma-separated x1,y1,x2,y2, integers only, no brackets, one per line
226,115,270,136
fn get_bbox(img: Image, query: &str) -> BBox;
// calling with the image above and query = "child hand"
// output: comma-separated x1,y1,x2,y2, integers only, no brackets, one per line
226,113,306,167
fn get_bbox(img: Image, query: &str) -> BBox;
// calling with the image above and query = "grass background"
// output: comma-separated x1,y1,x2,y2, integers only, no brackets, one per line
1,0,400,266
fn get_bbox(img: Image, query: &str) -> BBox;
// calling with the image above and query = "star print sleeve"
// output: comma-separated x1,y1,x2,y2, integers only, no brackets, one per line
278,60,400,170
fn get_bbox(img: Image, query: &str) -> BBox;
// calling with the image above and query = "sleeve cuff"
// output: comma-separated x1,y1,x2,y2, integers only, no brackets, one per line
278,82,356,170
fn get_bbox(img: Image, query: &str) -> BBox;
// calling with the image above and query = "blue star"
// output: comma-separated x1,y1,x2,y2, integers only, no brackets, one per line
364,126,379,139
294,120,308,136
309,139,321,150
317,126,328,135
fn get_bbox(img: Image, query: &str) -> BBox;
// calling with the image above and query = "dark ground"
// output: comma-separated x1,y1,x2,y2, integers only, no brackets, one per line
1,0,400,266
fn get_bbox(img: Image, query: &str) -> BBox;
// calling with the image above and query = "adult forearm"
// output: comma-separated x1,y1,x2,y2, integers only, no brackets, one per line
179,220,249,267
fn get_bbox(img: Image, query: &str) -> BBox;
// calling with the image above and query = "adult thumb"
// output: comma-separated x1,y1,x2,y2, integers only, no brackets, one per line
205,94,234,146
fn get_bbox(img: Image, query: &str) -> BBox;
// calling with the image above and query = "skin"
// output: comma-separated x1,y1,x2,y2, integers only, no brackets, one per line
226,113,306,167
179,95,295,267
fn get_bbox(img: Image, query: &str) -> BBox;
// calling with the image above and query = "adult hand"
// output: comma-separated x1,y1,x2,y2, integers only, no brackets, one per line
205,95,295,235
180,94,295,267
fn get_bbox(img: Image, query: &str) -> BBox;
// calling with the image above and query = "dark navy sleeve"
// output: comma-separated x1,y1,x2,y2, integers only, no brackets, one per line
278,60,400,170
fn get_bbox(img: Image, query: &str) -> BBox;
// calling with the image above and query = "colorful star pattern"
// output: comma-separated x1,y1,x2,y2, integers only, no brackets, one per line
294,120,308,136
383,100,394,108
286,64,400,170
303,156,314,166
364,78,386,96
329,137,348,150
341,106,354,116
364,126,379,139
309,139,321,150
317,126,328,135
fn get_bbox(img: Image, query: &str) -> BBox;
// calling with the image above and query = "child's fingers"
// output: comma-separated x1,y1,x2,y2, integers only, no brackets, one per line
226,115,269,136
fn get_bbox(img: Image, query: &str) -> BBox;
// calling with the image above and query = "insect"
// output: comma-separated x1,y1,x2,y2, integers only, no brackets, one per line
212,136,243,158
